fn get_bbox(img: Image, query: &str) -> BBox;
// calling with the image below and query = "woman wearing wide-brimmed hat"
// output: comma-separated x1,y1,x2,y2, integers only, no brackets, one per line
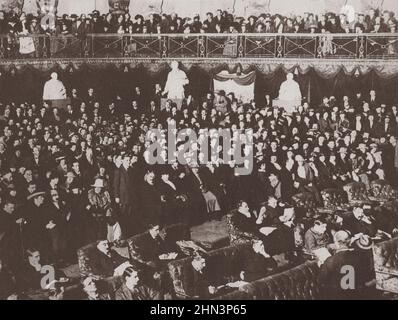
86,178,111,241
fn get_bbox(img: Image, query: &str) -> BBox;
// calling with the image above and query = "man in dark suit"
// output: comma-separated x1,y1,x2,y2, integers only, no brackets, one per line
319,231,374,300
23,146,47,177
368,90,379,108
70,88,82,110
139,170,162,228
199,110,210,128
92,240,127,277
318,97,331,113
315,153,335,190
264,172,292,203
0,200,22,269
21,191,50,259
85,88,96,111
113,154,139,236
145,14,158,34
203,12,216,33
130,224,179,269
378,115,397,137
44,189,68,263
214,9,227,32
352,92,364,111
190,254,221,299
343,205,379,238
133,86,145,107
158,167,185,224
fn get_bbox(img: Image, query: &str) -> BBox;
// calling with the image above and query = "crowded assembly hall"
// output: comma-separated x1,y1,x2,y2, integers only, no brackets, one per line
1,0,398,301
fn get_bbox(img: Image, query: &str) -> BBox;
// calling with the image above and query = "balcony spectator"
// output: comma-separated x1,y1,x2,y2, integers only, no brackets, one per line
159,14,170,33
146,14,157,34
92,11,104,34
103,13,114,33
191,14,202,34
203,12,216,33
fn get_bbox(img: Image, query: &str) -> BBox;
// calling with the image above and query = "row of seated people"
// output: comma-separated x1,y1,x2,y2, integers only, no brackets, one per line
230,197,398,253
218,229,393,300
226,185,398,299
3,189,397,300
0,223,279,300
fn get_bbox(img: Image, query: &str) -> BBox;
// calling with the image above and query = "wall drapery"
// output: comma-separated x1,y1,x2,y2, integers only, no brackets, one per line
213,70,256,102
0,59,398,106
213,70,256,85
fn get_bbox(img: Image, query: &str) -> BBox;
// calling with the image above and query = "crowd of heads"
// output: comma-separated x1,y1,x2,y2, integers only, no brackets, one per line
1,68,398,298
0,7,397,36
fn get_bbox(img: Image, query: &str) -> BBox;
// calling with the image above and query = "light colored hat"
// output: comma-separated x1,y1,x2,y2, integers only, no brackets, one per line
355,235,373,250
91,179,104,188
27,191,46,201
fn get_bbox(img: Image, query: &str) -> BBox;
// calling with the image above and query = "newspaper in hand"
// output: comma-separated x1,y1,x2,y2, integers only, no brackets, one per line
313,247,332,266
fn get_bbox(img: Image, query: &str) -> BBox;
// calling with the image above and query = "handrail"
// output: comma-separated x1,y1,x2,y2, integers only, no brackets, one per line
12,32,398,38
1,32,397,60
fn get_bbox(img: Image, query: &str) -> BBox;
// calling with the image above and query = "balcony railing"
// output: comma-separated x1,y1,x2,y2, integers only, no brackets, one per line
1,33,398,60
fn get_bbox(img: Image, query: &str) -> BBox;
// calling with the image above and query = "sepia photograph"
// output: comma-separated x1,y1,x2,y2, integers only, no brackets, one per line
0,0,398,308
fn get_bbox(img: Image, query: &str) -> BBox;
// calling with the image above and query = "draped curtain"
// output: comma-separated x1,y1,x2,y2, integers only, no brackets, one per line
1,62,398,106
213,70,256,103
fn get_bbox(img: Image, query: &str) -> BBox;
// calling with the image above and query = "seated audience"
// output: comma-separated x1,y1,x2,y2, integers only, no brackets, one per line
0,257,17,300
304,219,331,254
240,240,277,282
231,201,258,237
16,248,65,294
81,276,111,300
115,264,163,300
130,224,179,269
91,240,127,277
190,254,221,299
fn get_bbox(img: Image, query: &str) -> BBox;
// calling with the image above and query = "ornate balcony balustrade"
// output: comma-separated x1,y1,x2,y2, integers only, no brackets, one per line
0,33,397,60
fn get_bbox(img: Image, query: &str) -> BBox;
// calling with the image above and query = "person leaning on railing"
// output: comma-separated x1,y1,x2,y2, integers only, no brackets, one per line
0,9,398,38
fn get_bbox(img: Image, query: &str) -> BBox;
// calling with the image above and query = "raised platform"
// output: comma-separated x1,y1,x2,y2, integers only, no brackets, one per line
190,217,229,251
1,57,397,76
